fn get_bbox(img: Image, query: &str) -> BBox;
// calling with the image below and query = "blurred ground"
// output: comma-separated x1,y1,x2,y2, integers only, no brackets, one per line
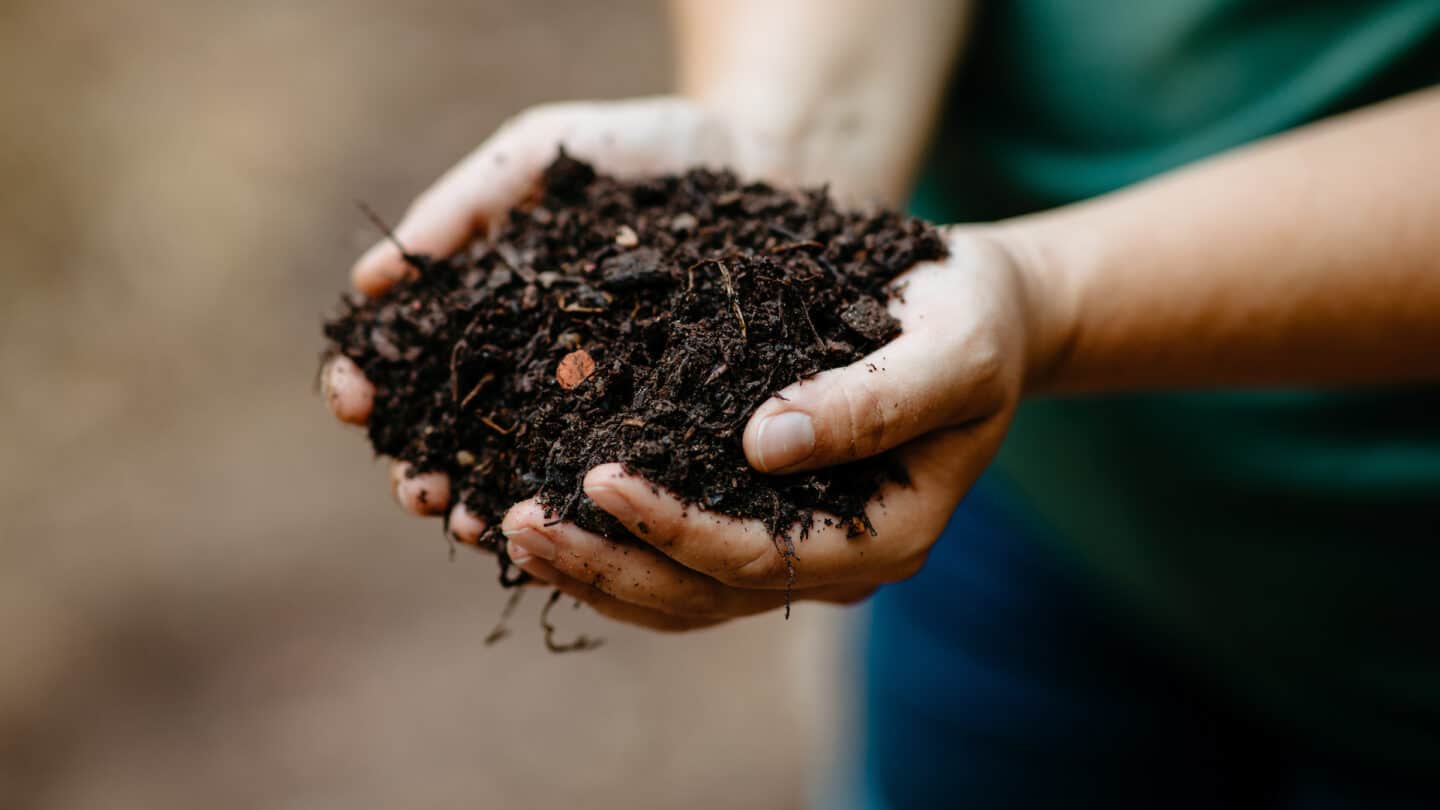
0,2,849,807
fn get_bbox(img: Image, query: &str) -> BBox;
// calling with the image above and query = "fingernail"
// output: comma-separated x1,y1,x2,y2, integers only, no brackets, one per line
754,411,815,471
584,484,632,519
503,526,556,562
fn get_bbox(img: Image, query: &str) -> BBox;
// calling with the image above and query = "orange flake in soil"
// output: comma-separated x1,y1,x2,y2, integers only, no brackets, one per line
556,349,596,390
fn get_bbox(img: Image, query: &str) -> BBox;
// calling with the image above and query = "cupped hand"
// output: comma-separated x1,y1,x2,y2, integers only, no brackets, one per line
323,96,750,523
500,230,1039,631
321,96,1044,630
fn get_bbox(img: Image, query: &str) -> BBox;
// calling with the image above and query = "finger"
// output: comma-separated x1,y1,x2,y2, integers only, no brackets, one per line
349,152,530,297
584,425,998,589
447,502,487,547
743,263,1008,474
500,500,869,618
388,461,450,517
514,557,719,634
351,97,731,298
501,500,784,619
322,355,374,426
350,169,507,298
349,113,557,298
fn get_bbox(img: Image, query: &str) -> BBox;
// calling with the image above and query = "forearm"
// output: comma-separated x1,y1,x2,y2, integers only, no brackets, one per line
1003,85,1440,393
670,0,971,204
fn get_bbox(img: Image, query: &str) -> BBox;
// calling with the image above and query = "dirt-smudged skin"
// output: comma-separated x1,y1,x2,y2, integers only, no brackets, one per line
324,152,948,584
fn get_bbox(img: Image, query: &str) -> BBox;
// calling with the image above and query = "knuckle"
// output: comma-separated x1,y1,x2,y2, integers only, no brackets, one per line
723,541,785,587
836,379,890,459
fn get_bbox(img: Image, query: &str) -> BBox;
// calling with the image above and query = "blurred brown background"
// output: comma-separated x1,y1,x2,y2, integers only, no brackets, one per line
0,2,852,807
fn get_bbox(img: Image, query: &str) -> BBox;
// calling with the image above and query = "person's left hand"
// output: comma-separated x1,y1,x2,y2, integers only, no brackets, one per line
499,228,1038,631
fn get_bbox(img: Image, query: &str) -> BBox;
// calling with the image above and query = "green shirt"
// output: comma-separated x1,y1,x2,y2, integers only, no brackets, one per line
914,0,1440,762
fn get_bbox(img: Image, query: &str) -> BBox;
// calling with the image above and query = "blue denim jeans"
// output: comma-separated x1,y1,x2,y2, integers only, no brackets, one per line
850,473,1440,809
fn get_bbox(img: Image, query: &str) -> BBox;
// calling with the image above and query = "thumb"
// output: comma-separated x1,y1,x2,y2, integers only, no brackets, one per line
742,330,1004,474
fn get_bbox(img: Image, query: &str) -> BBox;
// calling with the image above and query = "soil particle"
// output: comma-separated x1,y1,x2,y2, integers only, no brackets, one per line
323,152,947,586
840,296,900,343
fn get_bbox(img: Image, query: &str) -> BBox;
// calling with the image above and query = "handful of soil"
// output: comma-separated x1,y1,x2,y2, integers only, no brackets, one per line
323,153,947,587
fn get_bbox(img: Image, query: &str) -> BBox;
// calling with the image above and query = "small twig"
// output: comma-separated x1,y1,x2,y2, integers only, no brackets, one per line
459,372,495,410
760,363,779,401
716,262,747,343
484,588,526,646
769,240,825,255
766,490,798,620
790,287,825,350
541,589,602,653
357,201,425,270
767,222,805,242
480,415,516,435
441,510,457,561
544,484,586,527
685,258,747,341
559,296,607,314
814,255,842,283
449,341,465,403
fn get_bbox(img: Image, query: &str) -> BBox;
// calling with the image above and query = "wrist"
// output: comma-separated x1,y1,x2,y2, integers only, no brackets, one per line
981,220,1084,395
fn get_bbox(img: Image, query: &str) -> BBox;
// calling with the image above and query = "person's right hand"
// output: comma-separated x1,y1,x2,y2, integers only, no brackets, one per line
322,96,755,538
